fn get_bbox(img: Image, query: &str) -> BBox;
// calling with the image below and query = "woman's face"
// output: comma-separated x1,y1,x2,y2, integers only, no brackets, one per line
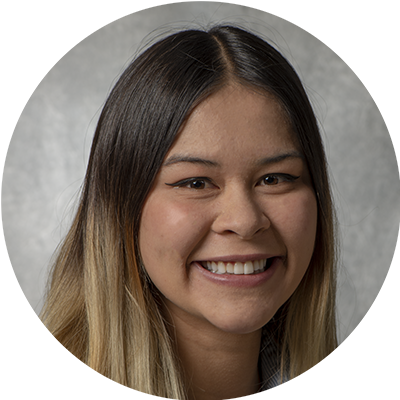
139,85,317,334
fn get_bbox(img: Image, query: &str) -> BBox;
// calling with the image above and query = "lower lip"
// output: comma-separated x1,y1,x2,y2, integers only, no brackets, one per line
192,257,282,288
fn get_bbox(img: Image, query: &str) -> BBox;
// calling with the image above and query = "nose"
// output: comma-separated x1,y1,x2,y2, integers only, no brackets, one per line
211,188,270,239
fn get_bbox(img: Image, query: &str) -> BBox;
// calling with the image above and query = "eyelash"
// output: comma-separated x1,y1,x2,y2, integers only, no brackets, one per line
165,177,214,189
259,173,300,186
165,174,300,189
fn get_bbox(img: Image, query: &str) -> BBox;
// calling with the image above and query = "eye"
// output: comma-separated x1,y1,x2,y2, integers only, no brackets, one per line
165,177,214,189
263,175,280,185
187,179,207,189
259,173,299,186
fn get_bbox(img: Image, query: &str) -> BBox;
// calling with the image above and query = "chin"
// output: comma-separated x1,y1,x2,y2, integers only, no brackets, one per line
206,308,277,335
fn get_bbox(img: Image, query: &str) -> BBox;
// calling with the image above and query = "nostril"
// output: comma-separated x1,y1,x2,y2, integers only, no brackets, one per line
209,188,271,239
213,222,270,239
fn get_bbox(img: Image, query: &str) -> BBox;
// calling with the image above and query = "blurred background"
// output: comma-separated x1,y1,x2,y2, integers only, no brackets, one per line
2,1,399,344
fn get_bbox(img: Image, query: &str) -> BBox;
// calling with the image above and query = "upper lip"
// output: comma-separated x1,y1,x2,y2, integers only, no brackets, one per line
193,254,280,263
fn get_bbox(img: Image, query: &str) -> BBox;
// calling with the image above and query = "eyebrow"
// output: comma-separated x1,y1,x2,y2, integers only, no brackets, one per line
256,151,304,166
163,155,220,167
162,151,303,168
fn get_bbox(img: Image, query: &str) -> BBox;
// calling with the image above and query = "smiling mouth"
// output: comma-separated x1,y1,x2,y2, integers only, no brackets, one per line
199,258,274,275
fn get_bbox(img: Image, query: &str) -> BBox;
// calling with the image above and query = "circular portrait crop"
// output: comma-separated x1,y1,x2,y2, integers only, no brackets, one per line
2,2,400,400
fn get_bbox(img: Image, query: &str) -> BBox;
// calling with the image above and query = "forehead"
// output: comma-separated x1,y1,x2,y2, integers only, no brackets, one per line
168,85,297,159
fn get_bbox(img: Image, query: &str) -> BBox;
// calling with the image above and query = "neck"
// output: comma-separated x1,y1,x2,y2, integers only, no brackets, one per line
164,305,262,400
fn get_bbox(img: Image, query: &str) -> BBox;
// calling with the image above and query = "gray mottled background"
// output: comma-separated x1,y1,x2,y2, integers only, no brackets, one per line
2,2,399,344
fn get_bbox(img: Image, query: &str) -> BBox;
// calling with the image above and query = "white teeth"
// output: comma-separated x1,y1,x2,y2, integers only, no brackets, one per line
201,259,270,275
226,262,234,273
217,262,226,274
244,261,254,275
234,262,244,274
211,261,218,273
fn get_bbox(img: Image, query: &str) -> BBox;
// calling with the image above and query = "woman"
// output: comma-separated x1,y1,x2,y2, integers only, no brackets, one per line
40,25,337,399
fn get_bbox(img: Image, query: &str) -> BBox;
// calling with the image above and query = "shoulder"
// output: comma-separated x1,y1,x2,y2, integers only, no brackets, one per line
349,368,384,400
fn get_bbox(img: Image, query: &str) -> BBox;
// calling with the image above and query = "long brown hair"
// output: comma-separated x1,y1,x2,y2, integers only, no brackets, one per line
41,25,337,397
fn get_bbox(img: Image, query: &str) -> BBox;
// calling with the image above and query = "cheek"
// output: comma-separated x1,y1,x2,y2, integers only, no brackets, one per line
139,196,211,269
272,189,318,264
289,192,317,240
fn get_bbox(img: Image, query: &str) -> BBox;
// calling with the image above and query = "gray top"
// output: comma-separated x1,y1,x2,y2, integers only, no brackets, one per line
259,336,384,400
